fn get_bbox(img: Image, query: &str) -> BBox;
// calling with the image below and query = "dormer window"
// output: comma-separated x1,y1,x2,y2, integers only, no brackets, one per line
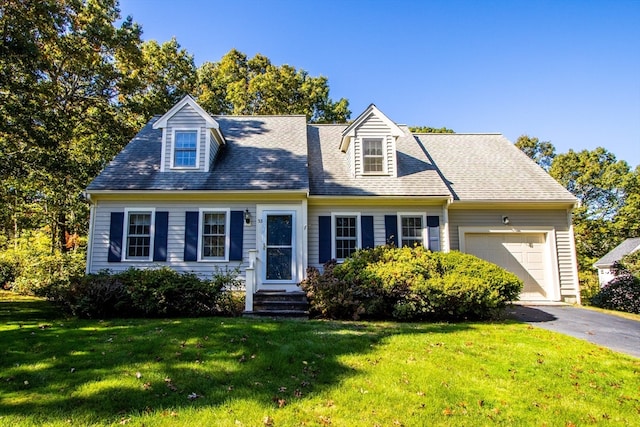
363,138,384,173
173,130,198,168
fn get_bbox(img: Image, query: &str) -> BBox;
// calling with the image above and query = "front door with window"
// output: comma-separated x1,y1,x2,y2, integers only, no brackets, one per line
258,207,300,287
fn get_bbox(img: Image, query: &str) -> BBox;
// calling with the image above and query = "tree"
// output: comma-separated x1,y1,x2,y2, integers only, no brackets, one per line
515,135,556,171
409,126,455,133
195,49,350,123
614,165,640,238
0,0,143,250
117,38,197,127
549,147,632,269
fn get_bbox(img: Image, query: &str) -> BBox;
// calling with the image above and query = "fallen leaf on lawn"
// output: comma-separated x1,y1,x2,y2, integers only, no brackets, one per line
263,416,274,426
417,391,425,396
318,415,331,425
142,382,152,390
294,389,302,398
442,407,453,416
238,355,246,363
187,392,200,400
119,418,131,425
70,368,75,373
135,372,142,379
278,386,287,392
278,398,287,408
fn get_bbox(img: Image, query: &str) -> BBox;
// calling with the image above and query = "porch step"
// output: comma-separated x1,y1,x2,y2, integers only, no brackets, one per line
245,291,309,318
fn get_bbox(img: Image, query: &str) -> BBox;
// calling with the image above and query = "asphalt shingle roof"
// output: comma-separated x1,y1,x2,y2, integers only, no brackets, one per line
87,115,310,192
415,133,577,201
307,124,451,197
594,238,640,268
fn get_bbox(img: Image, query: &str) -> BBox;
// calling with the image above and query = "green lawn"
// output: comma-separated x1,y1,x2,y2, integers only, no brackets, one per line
1,292,638,426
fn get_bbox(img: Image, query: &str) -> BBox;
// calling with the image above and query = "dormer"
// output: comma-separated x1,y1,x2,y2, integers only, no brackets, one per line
340,104,404,178
153,95,226,172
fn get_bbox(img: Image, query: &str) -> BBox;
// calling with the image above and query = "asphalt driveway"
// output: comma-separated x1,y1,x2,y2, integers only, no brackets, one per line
506,304,640,359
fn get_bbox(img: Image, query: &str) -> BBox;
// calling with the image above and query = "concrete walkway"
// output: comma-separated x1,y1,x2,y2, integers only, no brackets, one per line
506,304,640,359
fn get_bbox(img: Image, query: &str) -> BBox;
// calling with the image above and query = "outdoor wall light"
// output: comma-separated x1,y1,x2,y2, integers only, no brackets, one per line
502,216,510,225
244,209,251,225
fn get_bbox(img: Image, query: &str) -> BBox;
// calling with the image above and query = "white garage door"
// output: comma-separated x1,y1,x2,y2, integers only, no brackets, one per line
465,233,549,300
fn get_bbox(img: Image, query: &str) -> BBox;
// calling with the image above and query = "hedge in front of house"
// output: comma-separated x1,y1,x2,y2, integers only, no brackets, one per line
44,267,244,319
301,246,522,321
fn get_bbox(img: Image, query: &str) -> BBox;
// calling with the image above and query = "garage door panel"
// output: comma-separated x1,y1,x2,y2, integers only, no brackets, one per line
465,233,548,300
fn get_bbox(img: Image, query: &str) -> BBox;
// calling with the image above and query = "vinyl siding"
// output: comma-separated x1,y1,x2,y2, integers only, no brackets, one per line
448,208,579,301
352,113,396,177
164,104,208,171
90,200,257,279
308,204,443,269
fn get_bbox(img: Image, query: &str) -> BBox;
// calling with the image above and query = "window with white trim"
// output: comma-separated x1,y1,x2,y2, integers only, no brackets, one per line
334,214,359,260
199,209,230,261
173,130,198,168
400,215,424,247
363,138,384,173
125,210,153,260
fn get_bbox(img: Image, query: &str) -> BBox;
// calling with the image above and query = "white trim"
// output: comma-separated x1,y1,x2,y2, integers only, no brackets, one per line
160,128,167,172
256,204,303,287
123,208,156,262
204,130,211,173
567,210,581,304
397,212,426,248
153,95,219,130
340,104,404,152
458,226,561,301
86,202,95,274
442,203,451,252
197,208,231,262
331,212,361,261
170,128,201,170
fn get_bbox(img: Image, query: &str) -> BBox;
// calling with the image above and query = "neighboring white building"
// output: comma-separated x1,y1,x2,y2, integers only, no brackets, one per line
593,238,640,286
85,96,581,314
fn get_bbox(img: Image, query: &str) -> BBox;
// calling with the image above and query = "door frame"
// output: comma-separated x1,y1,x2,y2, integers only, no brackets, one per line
256,204,305,290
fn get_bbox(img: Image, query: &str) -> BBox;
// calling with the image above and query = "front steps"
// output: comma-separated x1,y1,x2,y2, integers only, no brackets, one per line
244,290,309,318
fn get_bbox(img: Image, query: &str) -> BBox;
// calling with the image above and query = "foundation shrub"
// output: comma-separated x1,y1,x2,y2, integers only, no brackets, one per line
301,246,522,321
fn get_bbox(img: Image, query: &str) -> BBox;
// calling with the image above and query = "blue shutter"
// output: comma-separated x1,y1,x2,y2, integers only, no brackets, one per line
384,215,398,247
318,216,331,263
361,216,374,249
229,210,244,261
108,212,124,262
184,211,199,261
427,216,440,252
153,211,169,262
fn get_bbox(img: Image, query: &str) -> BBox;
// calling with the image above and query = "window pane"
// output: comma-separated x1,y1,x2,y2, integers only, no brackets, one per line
401,216,423,247
267,215,292,246
174,131,197,167
335,216,357,259
266,248,292,280
127,212,151,259
202,212,226,259
363,139,384,172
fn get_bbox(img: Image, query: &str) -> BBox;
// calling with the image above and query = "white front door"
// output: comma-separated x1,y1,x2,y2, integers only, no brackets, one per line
257,207,300,287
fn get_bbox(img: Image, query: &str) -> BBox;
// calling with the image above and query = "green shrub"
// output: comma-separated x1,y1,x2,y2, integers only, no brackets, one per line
301,246,522,321
46,266,245,319
579,270,601,305
590,262,640,314
0,230,86,295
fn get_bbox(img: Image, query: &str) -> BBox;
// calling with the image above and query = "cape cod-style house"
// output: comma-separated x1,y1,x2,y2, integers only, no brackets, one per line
85,95,581,314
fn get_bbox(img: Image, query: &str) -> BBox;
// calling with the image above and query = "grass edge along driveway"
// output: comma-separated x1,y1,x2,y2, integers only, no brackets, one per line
1,294,638,426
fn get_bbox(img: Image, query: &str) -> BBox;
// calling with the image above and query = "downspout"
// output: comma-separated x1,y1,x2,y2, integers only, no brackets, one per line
442,198,452,252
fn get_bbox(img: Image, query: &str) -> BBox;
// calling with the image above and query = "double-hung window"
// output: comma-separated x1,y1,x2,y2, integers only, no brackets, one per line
125,210,153,260
173,130,198,168
200,210,229,261
400,215,424,247
363,138,384,173
334,215,359,260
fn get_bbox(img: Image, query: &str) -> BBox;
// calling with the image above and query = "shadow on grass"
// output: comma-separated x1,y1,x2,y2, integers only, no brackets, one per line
0,298,472,424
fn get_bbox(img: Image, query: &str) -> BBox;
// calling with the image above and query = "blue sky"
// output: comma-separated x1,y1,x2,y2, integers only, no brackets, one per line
117,0,640,168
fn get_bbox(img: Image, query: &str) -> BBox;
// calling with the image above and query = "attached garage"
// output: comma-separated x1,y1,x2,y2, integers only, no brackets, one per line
459,228,561,301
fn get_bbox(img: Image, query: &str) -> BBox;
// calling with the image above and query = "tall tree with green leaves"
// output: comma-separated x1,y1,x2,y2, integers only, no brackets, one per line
515,135,556,171
549,147,632,269
195,49,350,123
0,0,142,250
